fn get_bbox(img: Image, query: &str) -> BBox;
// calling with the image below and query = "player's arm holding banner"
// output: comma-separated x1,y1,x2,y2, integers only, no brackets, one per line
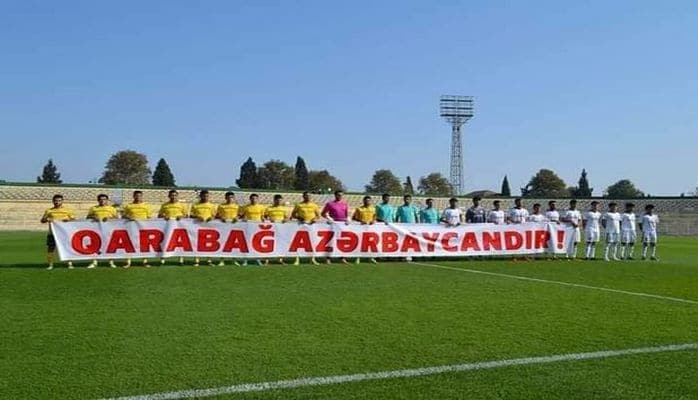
42,194,76,270
214,192,241,266
291,203,301,223
293,192,322,264
264,195,290,265
321,203,334,223
86,194,118,269
108,190,154,267
351,196,378,264
190,190,216,267
157,190,188,266
238,194,266,266
290,203,306,265
310,202,321,224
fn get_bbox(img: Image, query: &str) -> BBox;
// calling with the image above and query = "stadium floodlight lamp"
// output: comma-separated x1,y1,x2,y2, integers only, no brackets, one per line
440,95,475,195
440,95,474,123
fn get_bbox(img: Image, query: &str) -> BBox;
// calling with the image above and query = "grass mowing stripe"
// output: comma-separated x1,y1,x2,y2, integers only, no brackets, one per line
413,262,698,305
99,343,698,400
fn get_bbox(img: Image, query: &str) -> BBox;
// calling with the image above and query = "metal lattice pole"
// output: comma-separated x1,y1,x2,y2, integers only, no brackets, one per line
450,124,463,195
440,95,474,195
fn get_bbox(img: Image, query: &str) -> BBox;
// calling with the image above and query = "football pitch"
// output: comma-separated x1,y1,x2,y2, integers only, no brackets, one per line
1,231,697,400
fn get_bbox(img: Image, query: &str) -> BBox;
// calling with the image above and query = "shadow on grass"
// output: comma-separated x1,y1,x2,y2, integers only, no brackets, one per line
0,263,104,269
0,263,50,269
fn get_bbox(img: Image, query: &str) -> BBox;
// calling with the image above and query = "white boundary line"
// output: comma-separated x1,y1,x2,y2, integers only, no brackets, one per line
413,262,698,305
100,343,698,400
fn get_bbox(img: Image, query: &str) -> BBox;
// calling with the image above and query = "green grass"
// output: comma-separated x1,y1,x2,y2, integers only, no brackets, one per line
1,232,697,400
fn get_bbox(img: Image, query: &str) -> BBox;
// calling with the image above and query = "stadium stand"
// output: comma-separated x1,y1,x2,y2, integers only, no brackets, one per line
1,183,697,234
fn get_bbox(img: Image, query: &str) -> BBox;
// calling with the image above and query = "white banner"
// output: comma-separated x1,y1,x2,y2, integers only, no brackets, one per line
51,220,574,261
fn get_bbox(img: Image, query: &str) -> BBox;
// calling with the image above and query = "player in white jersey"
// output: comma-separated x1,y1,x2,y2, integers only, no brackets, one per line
527,203,546,222
601,202,622,261
582,201,602,260
640,204,659,260
620,203,637,260
507,198,529,224
561,199,582,258
487,200,506,225
441,197,464,227
545,201,560,224
542,201,560,259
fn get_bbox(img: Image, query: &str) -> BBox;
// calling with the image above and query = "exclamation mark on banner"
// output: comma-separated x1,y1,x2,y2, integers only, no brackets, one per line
557,231,565,249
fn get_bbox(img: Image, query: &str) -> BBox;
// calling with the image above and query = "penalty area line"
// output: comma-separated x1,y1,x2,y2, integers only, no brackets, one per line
413,262,698,305
99,343,698,400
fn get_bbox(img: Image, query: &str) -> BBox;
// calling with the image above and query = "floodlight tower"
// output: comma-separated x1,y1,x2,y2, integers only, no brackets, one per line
440,95,474,195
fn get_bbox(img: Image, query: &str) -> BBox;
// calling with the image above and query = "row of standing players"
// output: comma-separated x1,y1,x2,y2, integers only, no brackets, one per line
40,190,660,269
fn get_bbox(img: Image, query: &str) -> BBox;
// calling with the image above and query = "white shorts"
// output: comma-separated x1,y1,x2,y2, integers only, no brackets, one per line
569,227,581,243
621,230,636,244
605,232,619,243
585,229,600,243
643,231,658,243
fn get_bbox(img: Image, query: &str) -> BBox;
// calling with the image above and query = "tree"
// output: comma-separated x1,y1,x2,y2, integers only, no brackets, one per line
308,170,345,192
293,156,310,190
152,158,176,187
365,169,403,194
521,169,568,197
500,175,511,197
236,157,258,188
570,168,593,197
403,176,415,195
99,150,151,185
605,179,644,199
418,172,453,196
257,160,295,190
37,159,62,184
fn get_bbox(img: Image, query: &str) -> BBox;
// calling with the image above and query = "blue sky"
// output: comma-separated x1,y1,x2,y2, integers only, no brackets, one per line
1,1,697,195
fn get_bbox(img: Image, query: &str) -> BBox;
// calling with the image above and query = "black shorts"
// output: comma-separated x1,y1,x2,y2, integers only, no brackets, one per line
46,234,56,250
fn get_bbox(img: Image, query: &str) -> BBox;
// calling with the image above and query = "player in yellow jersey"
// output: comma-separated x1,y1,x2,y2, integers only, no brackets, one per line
87,194,119,221
86,194,118,269
190,190,217,267
264,194,289,265
121,190,153,268
157,189,187,266
121,190,152,220
158,189,187,220
352,195,378,264
41,194,76,270
353,195,377,224
239,193,266,222
292,191,321,223
215,192,240,266
216,192,240,222
239,194,266,266
265,194,289,223
190,190,217,222
291,191,322,265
